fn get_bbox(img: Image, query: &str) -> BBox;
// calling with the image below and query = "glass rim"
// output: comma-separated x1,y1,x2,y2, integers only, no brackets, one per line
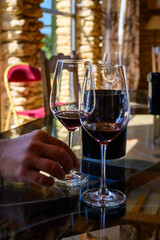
89,63,126,68
103,51,121,55
57,59,92,64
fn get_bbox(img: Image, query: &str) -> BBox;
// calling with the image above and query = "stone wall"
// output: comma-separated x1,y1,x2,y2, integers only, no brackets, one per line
0,0,45,129
76,1,104,88
56,0,105,88
76,1,102,63
1,0,45,66
56,0,71,55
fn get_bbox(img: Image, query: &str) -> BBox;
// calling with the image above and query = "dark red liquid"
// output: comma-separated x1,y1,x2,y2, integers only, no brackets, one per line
86,122,122,144
83,90,128,144
55,111,80,131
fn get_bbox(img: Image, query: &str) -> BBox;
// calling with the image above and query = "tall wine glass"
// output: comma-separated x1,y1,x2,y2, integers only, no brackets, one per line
79,62,130,207
103,52,122,66
50,59,88,187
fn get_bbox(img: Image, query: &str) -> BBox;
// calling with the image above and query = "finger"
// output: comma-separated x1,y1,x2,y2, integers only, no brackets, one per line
53,138,78,167
38,131,79,168
32,157,65,179
37,143,75,173
25,170,54,187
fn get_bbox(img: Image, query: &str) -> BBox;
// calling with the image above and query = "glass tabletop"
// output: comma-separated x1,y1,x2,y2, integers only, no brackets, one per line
0,109,160,239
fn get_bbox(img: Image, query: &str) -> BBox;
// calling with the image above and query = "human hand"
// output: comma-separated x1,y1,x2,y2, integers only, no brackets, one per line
0,130,79,186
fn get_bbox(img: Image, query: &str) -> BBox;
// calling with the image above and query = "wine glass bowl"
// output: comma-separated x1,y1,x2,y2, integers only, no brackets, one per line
50,59,88,187
103,52,122,66
80,62,130,207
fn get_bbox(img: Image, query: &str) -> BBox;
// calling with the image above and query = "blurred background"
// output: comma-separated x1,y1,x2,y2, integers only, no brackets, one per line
0,0,160,131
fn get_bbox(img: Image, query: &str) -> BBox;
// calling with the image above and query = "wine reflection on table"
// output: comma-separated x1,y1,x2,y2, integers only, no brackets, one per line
74,197,126,239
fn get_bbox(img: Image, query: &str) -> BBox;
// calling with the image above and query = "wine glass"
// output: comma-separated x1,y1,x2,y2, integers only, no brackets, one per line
50,59,88,187
103,52,122,66
79,62,130,207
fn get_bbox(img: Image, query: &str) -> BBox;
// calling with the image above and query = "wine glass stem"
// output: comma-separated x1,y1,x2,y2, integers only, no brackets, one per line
99,144,109,195
69,131,74,150
100,208,106,239
68,131,75,176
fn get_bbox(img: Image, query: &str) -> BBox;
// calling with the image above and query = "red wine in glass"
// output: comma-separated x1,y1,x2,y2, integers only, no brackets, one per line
55,110,81,131
84,90,127,144
86,122,123,144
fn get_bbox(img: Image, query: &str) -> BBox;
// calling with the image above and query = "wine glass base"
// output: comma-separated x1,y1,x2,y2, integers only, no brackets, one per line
82,188,126,207
54,171,88,187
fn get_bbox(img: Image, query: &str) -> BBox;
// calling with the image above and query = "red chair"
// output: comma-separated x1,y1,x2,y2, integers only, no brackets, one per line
4,63,45,130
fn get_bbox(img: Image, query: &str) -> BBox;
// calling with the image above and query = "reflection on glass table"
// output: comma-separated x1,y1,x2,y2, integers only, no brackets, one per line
0,153,160,240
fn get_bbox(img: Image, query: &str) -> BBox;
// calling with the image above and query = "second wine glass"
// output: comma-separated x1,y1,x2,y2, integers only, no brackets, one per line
50,59,88,187
80,62,130,207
